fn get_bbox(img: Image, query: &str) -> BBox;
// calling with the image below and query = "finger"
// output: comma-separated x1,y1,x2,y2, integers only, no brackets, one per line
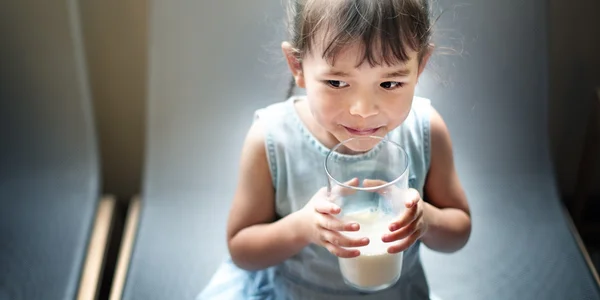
322,230,369,248
361,179,389,195
389,205,419,231
362,179,388,188
323,241,361,258
387,232,420,254
330,177,360,197
313,199,341,215
383,219,420,243
404,189,421,208
389,190,421,231
362,179,408,207
318,213,359,232
344,177,360,186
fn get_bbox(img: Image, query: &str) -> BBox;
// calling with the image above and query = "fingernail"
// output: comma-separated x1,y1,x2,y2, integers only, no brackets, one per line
390,224,398,231
361,238,369,243
351,223,359,230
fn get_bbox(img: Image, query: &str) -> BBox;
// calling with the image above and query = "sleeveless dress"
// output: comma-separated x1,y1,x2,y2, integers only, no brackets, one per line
197,95,440,300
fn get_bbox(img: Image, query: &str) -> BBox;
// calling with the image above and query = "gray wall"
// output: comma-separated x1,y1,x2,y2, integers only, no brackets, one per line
122,1,291,298
0,1,100,298
0,0,97,179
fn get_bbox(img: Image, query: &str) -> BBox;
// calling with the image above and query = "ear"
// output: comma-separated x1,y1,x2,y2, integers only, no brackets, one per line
417,44,434,77
282,41,305,88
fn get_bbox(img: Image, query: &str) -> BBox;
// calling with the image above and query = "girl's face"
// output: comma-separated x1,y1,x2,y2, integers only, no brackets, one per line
284,42,431,152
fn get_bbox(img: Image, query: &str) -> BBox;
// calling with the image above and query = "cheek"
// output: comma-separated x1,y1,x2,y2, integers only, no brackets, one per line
307,91,344,125
309,99,339,127
385,94,414,126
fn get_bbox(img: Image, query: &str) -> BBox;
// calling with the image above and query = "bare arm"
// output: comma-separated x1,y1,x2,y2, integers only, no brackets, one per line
226,119,309,271
420,107,472,253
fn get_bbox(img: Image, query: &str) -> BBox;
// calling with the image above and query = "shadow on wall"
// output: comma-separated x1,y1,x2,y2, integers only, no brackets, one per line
548,0,600,201
79,0,149,201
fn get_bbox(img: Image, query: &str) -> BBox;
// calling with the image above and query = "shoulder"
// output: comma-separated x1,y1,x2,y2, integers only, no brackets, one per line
397,95,433,158
254,97,296,123
409,97,453,171
248,97,299,186
241,99,287,183
407,96,432,121
253,96,307,151
226,114,277,242
411,96,432,111
423,103,469,211
237,118,270,183
408,96,446,138
400,96,432,140
244,117,267,154
386,96,433,193
428,105,453,163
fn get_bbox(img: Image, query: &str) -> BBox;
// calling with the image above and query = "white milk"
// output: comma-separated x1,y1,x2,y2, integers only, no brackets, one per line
338,210,403,290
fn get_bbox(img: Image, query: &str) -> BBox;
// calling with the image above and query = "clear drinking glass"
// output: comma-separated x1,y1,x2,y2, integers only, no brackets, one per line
324,136,410,292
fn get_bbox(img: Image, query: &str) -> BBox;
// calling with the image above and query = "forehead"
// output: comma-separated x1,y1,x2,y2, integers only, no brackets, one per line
305,41,420,70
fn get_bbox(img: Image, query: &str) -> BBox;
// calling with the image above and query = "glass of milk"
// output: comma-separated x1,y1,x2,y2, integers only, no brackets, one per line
324,135,409,292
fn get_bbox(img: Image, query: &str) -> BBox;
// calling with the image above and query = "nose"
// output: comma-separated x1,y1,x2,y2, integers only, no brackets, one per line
349,97,378,118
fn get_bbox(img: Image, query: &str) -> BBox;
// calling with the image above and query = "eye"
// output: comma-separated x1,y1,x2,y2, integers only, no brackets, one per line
380,81,403,90
326,80,349,88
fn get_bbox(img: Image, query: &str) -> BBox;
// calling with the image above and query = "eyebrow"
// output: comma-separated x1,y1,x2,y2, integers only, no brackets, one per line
383,69,411,78
323,70,351,77
323,68,410,78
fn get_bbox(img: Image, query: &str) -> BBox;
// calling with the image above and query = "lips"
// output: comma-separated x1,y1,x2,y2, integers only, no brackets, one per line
343,126,381,136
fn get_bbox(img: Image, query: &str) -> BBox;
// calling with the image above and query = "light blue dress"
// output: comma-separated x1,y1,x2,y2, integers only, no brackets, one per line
198,96,440,300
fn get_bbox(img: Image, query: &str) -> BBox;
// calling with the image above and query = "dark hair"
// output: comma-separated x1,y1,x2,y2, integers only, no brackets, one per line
285,0,434,98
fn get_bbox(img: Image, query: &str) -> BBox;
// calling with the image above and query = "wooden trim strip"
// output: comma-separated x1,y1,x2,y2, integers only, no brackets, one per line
77,195,117,300
109,195,142,300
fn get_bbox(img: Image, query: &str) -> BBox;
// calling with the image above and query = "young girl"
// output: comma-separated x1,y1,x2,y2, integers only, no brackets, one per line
198,0,471,299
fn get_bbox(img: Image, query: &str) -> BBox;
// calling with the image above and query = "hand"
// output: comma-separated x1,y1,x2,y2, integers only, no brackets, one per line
382,188,429,253
361,180,429,254
295,178,370,258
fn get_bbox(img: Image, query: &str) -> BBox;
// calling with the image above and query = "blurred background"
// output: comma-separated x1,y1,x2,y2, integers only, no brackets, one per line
83,0,600,244
0,0,599,299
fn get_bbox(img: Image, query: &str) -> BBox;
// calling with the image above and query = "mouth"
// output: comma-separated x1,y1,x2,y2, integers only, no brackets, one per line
343,126,382,136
